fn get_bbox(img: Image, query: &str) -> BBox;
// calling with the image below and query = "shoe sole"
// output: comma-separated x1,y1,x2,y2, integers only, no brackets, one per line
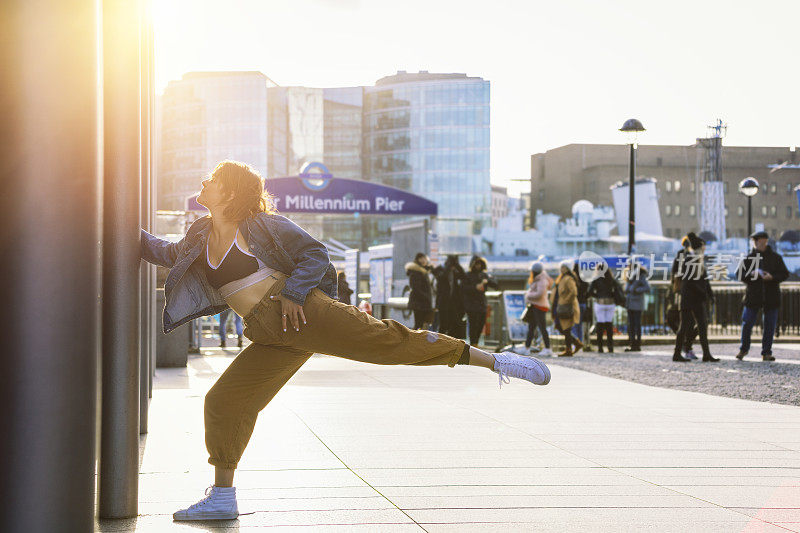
173,510,239,521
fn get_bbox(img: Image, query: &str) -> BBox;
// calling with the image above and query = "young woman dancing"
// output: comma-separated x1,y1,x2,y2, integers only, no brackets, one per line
140,161,551,521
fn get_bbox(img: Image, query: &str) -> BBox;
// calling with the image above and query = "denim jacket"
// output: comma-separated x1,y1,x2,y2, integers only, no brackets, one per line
141,213,337,333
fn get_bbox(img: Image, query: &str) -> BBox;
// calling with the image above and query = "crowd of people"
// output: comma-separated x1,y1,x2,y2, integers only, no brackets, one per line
404,252,499,345
390,228,789,362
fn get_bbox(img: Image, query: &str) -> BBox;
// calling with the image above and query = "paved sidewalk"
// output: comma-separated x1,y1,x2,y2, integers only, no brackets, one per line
97,352,800,532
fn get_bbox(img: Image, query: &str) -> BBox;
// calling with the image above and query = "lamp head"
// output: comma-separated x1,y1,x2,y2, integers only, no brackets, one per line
739,177,760,197
620,118,645,146
619,118,646,133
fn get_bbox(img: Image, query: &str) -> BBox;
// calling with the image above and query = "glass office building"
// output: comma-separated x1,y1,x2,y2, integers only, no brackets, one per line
159,71,272,210
363,71,491,234
267,86,374,249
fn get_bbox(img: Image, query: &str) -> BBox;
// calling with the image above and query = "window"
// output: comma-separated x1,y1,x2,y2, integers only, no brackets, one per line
689,205,696,216
665,181,672,192
787,206,793,218
674,180,681,192
761,205,768,216
674,205,681,216
725,207,729,217
737,205,744,216
657,157,663,167
771,205,777,217
690,181,695,193
665,205,672,216
770,183,777,194
788,183,794,193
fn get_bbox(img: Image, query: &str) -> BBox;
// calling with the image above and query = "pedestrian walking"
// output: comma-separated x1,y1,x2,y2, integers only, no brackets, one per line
218,309,243,348
666,273,698,359
670,235,698,359
140,161,551,521
736,230,789,361
405,252,434,330
571,262,590,346
523,261,553,356
623,263,650,352
672,232,718,362
432,255,466,338
336,271,354,305
550,260,584,357
588,265,623,353
462,255,498,345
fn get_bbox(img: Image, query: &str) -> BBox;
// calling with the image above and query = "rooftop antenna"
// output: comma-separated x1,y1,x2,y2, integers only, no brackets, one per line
697,119,727,242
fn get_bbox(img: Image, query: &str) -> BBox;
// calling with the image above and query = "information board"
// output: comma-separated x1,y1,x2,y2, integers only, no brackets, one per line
502,290,529,343
343,249,359,305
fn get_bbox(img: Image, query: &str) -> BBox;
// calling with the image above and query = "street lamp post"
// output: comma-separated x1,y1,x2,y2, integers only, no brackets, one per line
739,177,759,239
620,119,646,256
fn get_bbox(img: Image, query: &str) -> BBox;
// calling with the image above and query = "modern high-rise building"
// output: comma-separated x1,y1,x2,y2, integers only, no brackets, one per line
363,71,491,233
267,86,362,180
159,71,273,209
265,86,366,248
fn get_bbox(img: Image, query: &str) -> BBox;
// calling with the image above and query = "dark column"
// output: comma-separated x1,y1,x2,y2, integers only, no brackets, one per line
148,21,157,399
628,143,636,255
139,0,153,435
99,0,142,519
0,0,101,531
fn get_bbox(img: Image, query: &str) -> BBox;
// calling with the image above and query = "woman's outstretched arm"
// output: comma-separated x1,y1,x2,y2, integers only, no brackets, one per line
140,229,185,268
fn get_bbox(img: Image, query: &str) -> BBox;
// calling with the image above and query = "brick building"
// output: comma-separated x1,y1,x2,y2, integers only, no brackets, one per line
530,144,800,240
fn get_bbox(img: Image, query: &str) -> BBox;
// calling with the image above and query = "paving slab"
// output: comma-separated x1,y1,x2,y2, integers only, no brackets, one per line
96,351,800,532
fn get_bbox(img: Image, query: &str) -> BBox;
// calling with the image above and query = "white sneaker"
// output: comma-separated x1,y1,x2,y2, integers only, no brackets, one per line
511,346,531,356
493,352,551,387
538,348,553,357
173,485,239,521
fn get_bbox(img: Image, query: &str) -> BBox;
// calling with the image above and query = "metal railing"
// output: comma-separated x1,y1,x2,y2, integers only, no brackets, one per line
369,282,800,345
626,281,800,338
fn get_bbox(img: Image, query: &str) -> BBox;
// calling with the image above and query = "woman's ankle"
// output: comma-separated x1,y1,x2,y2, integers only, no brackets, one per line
467,346,495,369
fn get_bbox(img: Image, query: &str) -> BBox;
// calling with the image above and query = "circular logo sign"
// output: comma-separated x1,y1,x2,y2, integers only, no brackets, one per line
577,251,608,283
298,162,333,191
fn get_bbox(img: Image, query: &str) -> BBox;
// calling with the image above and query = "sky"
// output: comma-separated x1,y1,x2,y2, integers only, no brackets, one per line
153,0,800,196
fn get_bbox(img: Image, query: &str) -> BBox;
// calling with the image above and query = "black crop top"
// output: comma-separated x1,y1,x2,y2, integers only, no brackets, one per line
204,232,260,289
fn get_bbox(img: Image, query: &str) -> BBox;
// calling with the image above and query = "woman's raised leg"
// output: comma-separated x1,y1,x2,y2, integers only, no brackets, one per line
252,289,550,386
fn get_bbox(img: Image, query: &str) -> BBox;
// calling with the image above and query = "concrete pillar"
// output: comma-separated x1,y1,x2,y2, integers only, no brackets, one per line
0,0,102,531
139,0,153,435
98,0,142,519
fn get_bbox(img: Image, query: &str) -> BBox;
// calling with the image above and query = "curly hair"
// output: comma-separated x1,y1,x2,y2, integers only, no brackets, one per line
211,160,276,221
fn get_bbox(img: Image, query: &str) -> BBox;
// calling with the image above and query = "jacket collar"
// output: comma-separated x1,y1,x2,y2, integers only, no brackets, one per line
405,262,428,274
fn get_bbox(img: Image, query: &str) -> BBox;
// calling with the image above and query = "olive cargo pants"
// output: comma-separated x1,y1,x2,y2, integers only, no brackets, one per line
204,273,468,469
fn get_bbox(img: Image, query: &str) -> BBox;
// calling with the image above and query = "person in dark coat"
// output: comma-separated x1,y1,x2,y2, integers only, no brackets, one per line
623,263,650,352
337,271,354,306
736,231,790,361
406,252,434,330
672,232,717,362
669,235,699,359
462,256,498,345
432,255,466,338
